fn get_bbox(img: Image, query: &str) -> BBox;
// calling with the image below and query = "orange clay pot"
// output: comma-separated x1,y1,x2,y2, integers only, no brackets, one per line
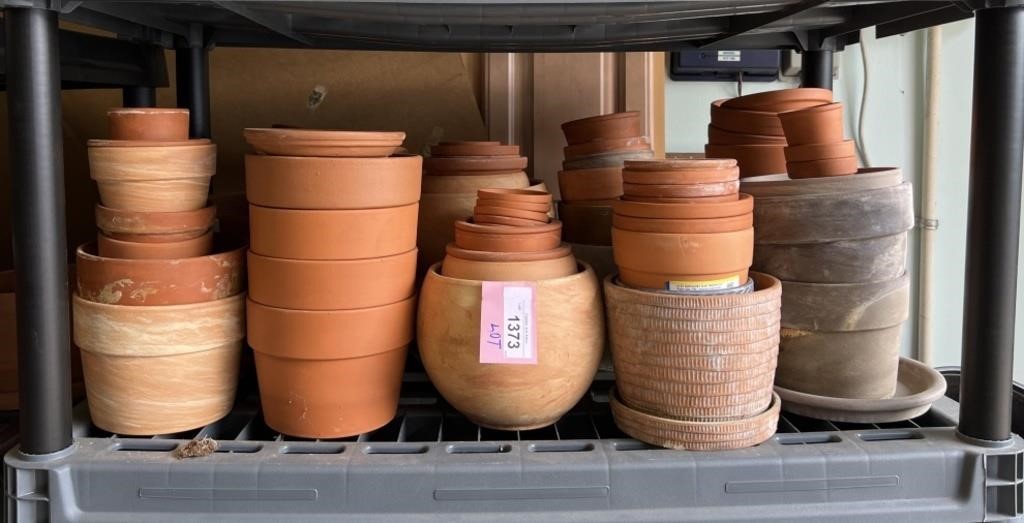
446,243,573,263
561,111,642,145
787,156,859,179
243,128,405,157
95,204,216,240
557,167,623,201
563,136,651,161
707,124,788,145
477,188,552,211
107,108,189,141
249,203,417,260
783,140,856,163
247,249,416,310
97,230,213,259
709,99,784,136
453,220,562,252
612,213,752,234
421,172,529,193
704,143,787,178
431,142,520,157
622,180,739,199
621,159,739,185
614,193,754,220
423,156,528,175
474,214,547,227
76,242,244,306
778,102,844,145
442,251,577,281
557,200,615,245
611,227,753,290
247,296,415,438
88,142,216,212
621,194,739,204
245,154,422,210
473,205,549,224
720,87,833,112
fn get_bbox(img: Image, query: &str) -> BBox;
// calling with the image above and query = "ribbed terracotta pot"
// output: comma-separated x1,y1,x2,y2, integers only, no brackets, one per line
709,100,783,136
454,220,562,252
605,273,781,421
561,111,642,145
614,193,754,220
243,128,405,157
707,124,788,145
95,204,216,242
247,248,416,310
563,136,651,161
245,154,422,209
423,156,528,176
418,263,604,429
720,87,833,112
249,203,417,260
778,102,844,145
704,143,787,178
787,156,859,179
248,296,414,438
421,172,529,194
442,250,577,281
558,200,615,246
97,230,213,259
431,142,519,157
73,293,245,435
88,141,216,212
557,167,624,201
612,227,754,291
107,108,189,141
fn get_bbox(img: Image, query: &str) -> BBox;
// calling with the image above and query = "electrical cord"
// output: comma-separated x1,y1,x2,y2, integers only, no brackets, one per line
857,32,871,167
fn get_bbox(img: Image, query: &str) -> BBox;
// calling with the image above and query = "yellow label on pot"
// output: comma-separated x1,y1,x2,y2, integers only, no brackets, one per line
667,276,741,292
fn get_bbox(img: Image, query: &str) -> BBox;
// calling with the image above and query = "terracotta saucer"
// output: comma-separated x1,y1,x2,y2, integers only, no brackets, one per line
774,357,947,423
243,128,405,157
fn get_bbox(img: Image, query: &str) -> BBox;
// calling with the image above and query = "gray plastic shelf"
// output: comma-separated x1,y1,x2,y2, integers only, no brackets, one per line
5,372,1024,523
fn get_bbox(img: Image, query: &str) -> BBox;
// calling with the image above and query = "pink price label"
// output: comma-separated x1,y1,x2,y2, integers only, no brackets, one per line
479,281,537,365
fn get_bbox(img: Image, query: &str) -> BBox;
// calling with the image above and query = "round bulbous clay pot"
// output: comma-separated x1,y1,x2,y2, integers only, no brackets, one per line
473,205,549,224
431,142,519,157
557,200,615,246
614,193,754,220
424,155,528,175
562,149,655,171
73,293,244,435
561,111,642,145
76,242,244,306
612,227,753,291
95,204,216,241
778,102,844,145
442,251,577,281
247,248,416,310
721,87,833,112
243,128,405,157
563,136,650,161
249,203,417,260
247,296,414,438
709,100,784,136
612,213,752,234
418,262,604,429
88,142,216,212
621,194,739,204
97,230,213,259
787,156,859,179
621,158,739,185
707,124,788,146
622,180,739,199
704,143,787,178
245,154,422,210
454,220,562,252
107,107,189,141
557,167,624,201
784,140,856,163
422,172,529,193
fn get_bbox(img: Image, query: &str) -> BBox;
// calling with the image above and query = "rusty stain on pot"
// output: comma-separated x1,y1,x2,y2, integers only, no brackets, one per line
94,278,133,304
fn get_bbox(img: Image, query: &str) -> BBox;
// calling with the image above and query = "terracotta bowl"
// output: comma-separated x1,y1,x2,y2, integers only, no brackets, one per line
563,136,650,161
421,172,529,194
97,230,213,259
622,158,739,185
612,227,754,291
720,87,833,112
418,262,604,429
245,154,422,210
561,111,642,145
454,220,562,252
614,193,754,220
446,243,572,262
562,149,655,171
73,293,245,435
76,242,244,306
107,107,189,141
248,296,414,438
88,142,217,212
243,128,405,157
557,200,615,245
442,252,577,281
431,142,519,157
778,102,844,145
787,156,859,179
784,140,856,163
707,124,788,146
95,204,216,240
557,167,624,201
249,203,417,260
247,248,417,310
612,212,752,234
622,180,739,199
424,156,528,175
709,99,784,136
704,143,787,178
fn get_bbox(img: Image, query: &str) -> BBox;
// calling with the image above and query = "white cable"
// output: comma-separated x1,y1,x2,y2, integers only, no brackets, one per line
856,32,871,167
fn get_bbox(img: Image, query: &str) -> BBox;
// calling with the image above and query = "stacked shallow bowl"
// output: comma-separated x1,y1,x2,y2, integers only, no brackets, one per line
779,102,859,178
75,108,246,435
419,188,604,430
243,128,419,438
705,88,833,177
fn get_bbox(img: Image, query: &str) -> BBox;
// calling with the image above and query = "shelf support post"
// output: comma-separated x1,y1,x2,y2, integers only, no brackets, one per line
175,29,211,139
801,49,833,89
122,86,156,108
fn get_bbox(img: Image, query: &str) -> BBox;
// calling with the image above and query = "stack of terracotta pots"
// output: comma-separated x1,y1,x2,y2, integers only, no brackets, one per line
74,108,246,435
779,102,858,178
243,127,418,439
705,88,833,177
419,188,604,430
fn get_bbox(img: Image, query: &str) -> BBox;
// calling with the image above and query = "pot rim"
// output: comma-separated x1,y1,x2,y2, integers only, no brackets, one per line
623,158,738,171
243,151,420,163
455,218,561,235
243,127,406,143
72,287,245,313
107,107,188,115
779,101,842,117
614,193,754,219
719,87,833,110
604,271,780,309
247,247,417,265
425,260,594,286
248,201,418,216
76,241,243,263
561,110,640,130
88,138,210,148
94,204,217,234
445,243,572,262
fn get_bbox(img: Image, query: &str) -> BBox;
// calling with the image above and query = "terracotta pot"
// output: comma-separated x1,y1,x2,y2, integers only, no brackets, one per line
778,102,844,145
707,124,788,146
95,204,216,241
76,242,244,306
557,167,623,201
97,230,213,259
614,194,754,220
88,142,216,212
557,200,615,245
454,220,562,252
787,156,859,179
107,108,189,141
621,194,739,204
612,213,752,234
243,128,405,157
249,203,417,260
562,149,655,171
474,214,546,227
248,248,416,310
477,188,552,210
423,156,528,175
421,172,529,193
704,143,787,178
720,87,833,112
561,111,642,145
446,243,572,262
563,136,650,161
621,159,739,185
442,251,577,280
612,227,753,291
73,293,245,435
245,154,422,209
622,180,739,199
431,142,519,157
709,100,783,136
473,205,549,224
783,140,856,163
248,296,414,438
418,263,604,429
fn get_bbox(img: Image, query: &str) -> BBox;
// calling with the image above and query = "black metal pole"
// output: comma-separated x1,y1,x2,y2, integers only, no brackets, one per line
175,46,211,138
958,6,1024,444
122,86,156,108
801,49,833,90
5,8,73,455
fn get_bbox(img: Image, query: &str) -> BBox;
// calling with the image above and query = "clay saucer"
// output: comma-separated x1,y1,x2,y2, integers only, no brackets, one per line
424,155,528,175
561,111,642,145
720,87,833,112
774,357,947,423
243,128,405,157
88,138,211,148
